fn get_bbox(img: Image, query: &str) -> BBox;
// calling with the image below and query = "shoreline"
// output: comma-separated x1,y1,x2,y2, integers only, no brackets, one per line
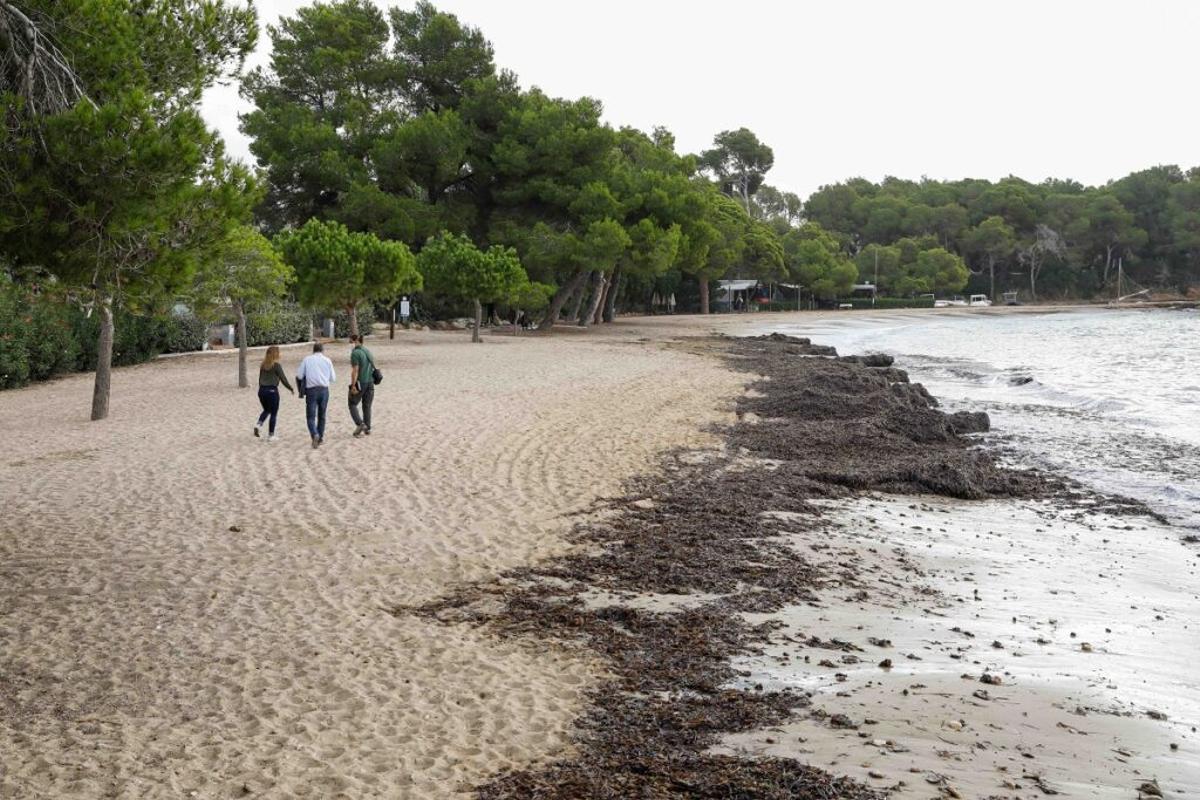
408,331,1196,798
2,315,1195,797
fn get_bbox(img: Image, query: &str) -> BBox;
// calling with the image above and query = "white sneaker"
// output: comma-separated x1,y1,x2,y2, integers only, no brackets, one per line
268,434,280,442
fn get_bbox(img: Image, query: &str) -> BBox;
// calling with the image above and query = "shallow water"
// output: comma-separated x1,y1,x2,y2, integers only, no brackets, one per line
769,307,1200,527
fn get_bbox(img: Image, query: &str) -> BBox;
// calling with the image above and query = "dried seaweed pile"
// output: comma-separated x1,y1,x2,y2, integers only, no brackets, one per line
731,333,1050,499
398,334,1055,799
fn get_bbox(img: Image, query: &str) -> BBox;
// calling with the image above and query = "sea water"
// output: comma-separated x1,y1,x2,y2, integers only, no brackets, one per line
771,307,1200,528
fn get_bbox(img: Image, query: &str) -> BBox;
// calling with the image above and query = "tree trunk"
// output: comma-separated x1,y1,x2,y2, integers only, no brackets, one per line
592,275,609,325
580,270,606,328
1029,263,1038,302
538,268,589,332
699,277,710,315
90,296,114,421
347,303,359,338
602,266,623,323
236,302,249,388
389,303,396,339
567,272,593,324
988,258,996,303
472,297,482,343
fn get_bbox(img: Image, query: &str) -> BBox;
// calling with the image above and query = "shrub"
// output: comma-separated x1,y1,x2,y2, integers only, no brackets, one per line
330,305,378,338
162,312,209,354
71,307,174,370
0,277,81,387
26,300,80,380
245,302,312,346
0,278,30,388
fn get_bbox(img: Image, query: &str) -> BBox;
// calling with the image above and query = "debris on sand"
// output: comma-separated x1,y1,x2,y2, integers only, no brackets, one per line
397,334,1059,799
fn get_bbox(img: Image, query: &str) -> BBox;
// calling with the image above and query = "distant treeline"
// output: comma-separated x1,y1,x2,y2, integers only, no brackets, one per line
793,169,1200,301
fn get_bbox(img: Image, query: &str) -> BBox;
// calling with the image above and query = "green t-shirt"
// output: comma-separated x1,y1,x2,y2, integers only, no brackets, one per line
351,346,374,390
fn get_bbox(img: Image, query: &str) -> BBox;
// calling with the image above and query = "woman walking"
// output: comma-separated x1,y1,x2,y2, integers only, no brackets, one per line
255,346,294,440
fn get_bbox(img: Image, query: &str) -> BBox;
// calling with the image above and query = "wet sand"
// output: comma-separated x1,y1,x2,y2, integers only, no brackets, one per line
722,496,1199,798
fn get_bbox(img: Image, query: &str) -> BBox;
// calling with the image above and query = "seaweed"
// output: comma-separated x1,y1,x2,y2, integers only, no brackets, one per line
392,334,1063,799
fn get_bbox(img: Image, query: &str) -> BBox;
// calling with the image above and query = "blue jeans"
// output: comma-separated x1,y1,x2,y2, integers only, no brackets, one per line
304,386,329,439
257,386,280,434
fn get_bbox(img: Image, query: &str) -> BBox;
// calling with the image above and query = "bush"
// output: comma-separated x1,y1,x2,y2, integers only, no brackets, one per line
0,277,81,387
245,302,312,346
26,300,80,380
0,278,30,388
162,312,209,354
330,305,378,338
71,310,171,370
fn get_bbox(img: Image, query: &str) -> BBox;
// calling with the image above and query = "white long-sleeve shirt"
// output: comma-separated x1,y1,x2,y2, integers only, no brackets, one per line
297,353,336,388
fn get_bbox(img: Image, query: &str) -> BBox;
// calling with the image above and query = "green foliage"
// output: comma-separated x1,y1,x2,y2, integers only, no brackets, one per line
911,248,970,294
783,223,857,298
275,219,421,314
192,225,294,315
244,302,313,347
162,313,209,355
331,306,380,338
855,244,901,292
390,1,495,114
417,231,528,304
804,169,1200,297
509,281,555,310
240,0,400,231
699,128,774,210
0,1,258,310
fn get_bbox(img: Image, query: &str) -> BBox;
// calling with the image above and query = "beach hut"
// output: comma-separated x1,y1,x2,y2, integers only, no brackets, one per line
716,279,760,311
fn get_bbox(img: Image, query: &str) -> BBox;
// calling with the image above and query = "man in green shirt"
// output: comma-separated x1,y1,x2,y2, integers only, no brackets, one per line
348,334,376,437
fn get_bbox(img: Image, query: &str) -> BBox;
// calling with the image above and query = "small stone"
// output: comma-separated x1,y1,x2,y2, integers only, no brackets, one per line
980,673,1002,685
878,658,893,669
228,525,242,533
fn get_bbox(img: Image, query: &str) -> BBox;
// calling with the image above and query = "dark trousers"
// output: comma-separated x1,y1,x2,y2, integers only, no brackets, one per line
305,386,329,439
349,382,374,430
256,386,280,434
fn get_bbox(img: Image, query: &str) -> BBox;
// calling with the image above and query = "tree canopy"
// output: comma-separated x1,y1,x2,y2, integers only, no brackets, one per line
275,218,421,337
416,231,527,341
0,0,259,419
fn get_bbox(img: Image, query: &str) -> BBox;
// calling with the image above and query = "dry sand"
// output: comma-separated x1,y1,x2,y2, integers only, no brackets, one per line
0,318,744,798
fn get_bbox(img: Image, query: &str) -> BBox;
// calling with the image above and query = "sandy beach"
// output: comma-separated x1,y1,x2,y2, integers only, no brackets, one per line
0,319,743,798
2,309,1196,799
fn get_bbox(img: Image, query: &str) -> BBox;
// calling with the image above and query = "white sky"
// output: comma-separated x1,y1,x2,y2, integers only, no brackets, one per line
201,0,1200,200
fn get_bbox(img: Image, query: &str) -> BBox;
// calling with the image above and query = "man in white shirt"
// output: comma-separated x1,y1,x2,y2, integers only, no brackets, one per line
296,342,336,448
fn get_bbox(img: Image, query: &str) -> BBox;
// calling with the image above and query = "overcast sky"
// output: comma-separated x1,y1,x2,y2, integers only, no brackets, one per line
201,0,1200,200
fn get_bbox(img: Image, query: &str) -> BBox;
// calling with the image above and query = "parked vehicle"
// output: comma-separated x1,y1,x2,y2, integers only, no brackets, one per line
969,294,992,307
